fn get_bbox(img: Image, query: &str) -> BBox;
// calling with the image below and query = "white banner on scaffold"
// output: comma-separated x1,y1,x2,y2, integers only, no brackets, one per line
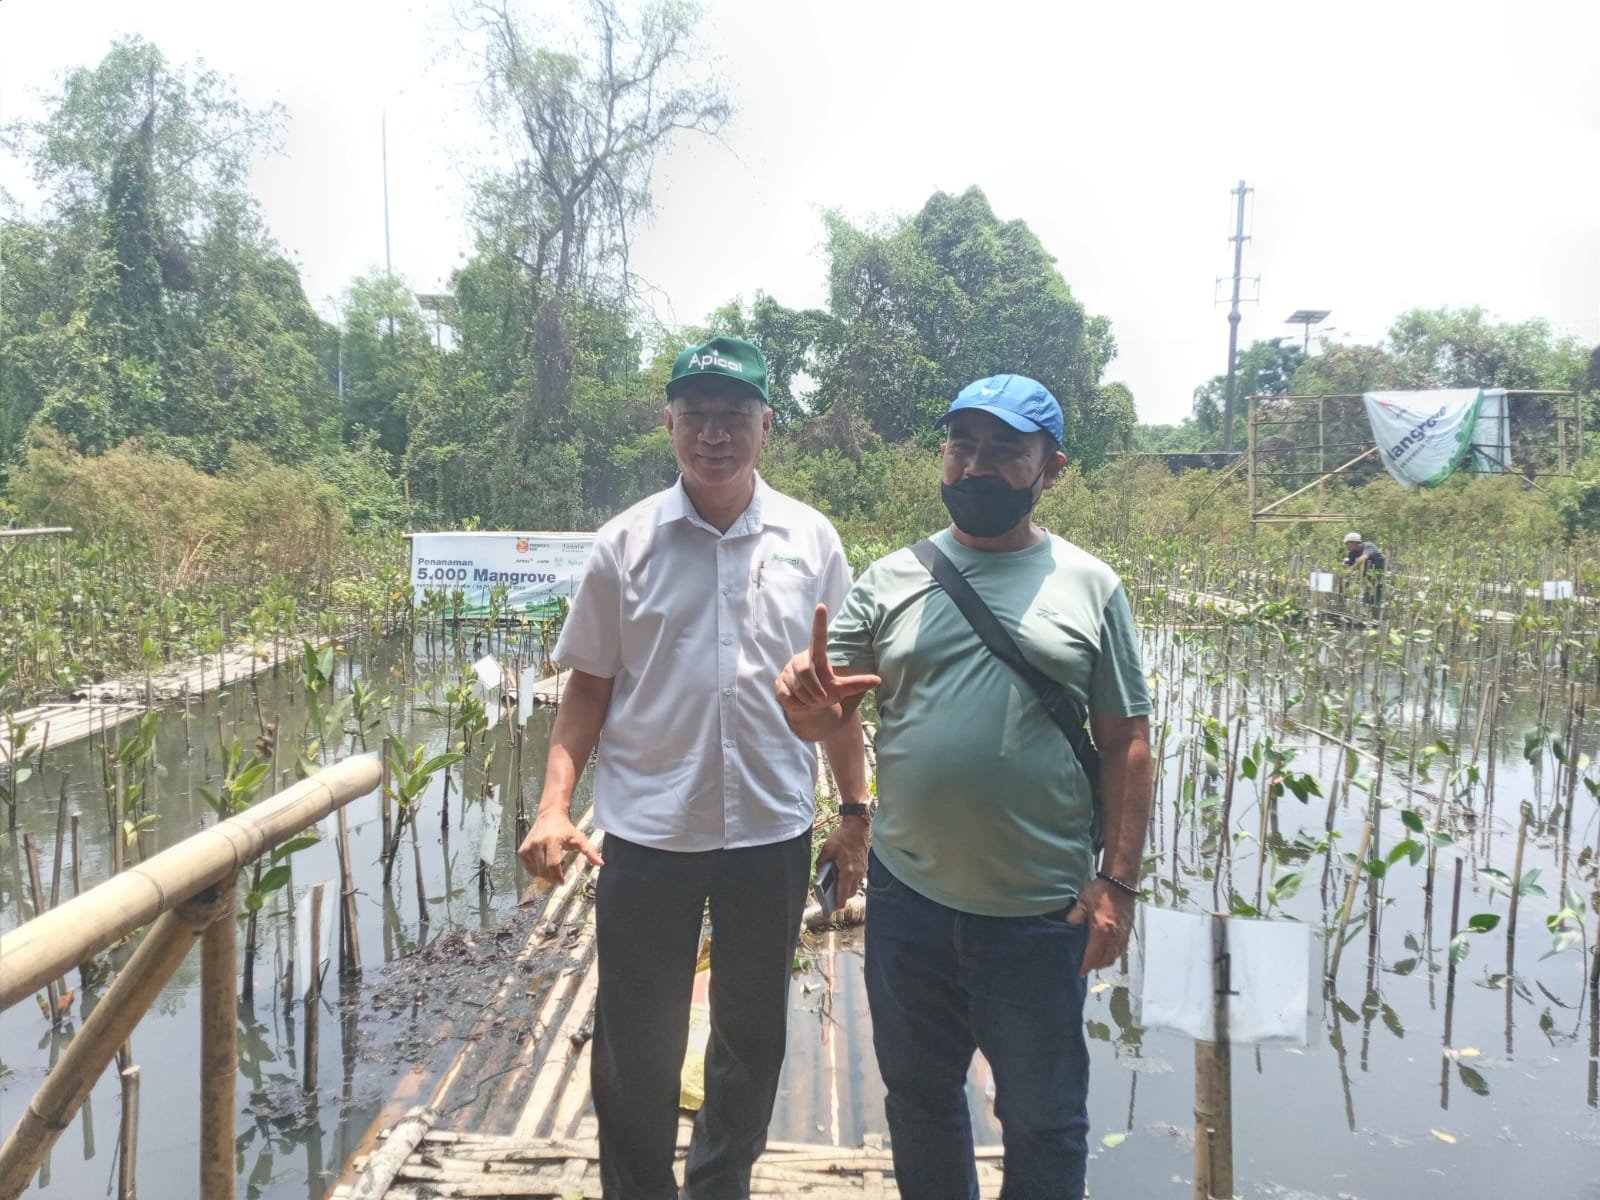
1363,388,1482,490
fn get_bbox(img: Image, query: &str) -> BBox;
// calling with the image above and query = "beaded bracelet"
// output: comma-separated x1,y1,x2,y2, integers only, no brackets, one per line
1096,870,1140,897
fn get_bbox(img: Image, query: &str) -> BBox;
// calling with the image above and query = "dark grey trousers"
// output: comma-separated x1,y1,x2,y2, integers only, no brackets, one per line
590,831,810,1200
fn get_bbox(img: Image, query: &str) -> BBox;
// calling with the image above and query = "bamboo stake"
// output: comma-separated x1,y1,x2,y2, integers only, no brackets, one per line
49,775,68,910
21,834,62,1024
336,807,361,975
1327,820,1373,983
69,812,81,898
117,1065,139,1200
411,804,428,930
380,735,393,868
1193,914,1233,1200
113,759,126,875
0,887,232,1199
199,885,237,1200
304,881,325,1094
1505,808,1530,946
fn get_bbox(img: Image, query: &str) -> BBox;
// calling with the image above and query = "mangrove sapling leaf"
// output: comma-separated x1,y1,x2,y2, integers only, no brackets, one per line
1541,886,1588,960
1456,1063,1490,1096
122,814,160,843
1269,869,1310,906
1466,913,1500,933
1401,809,1425,834
1385,839,1425,869
1380,1003,1404,1038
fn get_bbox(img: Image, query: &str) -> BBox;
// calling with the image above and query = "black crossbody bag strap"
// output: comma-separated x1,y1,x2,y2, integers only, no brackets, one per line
910,537,1104,849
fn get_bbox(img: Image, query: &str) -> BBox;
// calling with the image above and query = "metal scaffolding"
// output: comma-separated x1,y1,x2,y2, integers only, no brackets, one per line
1247,390,1584,526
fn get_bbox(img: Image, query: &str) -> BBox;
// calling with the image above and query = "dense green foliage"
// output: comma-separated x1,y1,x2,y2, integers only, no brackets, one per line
2,17,1595,578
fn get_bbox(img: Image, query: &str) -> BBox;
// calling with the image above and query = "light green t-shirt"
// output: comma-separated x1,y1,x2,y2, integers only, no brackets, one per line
829,528,1151,917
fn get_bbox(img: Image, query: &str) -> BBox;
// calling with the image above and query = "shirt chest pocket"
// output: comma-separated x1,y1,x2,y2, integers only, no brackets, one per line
752,561,817,651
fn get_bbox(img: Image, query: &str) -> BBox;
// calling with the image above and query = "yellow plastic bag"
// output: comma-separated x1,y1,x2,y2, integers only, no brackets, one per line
679,936,713,1110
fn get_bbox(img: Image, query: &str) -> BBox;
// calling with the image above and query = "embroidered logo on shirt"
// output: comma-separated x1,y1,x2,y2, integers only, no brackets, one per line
768,553,802,567
1034,603,1061,620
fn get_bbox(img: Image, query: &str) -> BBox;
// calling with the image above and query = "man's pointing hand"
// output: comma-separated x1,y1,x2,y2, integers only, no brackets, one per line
776,604,880,718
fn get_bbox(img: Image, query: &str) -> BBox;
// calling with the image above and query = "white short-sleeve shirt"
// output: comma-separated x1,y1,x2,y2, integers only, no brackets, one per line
554,475,851,851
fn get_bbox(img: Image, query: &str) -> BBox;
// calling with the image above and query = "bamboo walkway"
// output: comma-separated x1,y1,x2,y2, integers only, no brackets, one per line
333,800,1000,1198
0,642,288,766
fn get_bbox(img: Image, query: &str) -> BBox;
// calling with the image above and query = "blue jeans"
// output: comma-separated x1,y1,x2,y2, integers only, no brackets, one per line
864,851,1091,1200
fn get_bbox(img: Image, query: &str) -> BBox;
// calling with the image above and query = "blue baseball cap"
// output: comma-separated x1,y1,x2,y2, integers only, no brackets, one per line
935,374,1064,446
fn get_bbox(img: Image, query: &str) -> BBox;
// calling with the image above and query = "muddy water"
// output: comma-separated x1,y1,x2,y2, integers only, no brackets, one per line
775,644,1600,1198
3,625,1599,1199
0,633,588,1199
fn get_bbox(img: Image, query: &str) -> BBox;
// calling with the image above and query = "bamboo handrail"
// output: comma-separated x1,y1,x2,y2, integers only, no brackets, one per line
0,755,380,1011
0,888,233,1199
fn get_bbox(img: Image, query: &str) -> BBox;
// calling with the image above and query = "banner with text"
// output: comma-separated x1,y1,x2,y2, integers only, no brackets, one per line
410,532,594,617
1363,388,1483,490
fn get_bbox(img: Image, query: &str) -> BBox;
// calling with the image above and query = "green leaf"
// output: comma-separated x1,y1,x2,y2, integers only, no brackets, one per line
1270,869,1309,904
270,834,319,862
1400,809,1424,834
1466,912,1500,933
257,864,292,895
1562,884,1585,915
1541,930,1584,959
1449,933,1471,964
419,752,464,777
1456,1063,1490,1096
234,761,270,795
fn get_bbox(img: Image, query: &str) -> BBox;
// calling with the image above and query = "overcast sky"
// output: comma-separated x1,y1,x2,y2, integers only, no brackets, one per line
3,0,1598,424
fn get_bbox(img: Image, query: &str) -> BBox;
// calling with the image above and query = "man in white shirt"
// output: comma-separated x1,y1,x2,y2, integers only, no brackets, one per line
517,335,870,1200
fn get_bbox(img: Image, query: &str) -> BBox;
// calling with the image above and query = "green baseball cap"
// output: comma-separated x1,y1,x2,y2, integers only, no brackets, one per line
666,335,769,405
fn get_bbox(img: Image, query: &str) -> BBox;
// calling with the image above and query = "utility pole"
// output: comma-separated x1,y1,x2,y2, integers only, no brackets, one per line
1220,180,1251,453
382,110,395,339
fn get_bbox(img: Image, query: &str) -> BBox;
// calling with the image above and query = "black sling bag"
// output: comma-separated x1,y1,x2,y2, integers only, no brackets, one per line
910,538,1104,852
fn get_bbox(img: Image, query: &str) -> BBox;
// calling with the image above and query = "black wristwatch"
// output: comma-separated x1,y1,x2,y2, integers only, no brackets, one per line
839,803,872,819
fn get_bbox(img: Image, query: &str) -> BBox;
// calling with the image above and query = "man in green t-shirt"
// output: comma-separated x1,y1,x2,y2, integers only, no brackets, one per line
776,374,1153,1200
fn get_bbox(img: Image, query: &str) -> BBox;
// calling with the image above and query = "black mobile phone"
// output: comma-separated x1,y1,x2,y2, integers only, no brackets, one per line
811,859,839,917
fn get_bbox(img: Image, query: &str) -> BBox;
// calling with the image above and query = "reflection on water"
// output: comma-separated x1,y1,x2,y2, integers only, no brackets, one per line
2,621,1598,1199
0,632,585,1200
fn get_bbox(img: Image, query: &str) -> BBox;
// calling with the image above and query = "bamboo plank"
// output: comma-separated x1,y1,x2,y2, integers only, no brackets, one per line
347,1107,439,1199
0,640,291,763
513,944,601,1138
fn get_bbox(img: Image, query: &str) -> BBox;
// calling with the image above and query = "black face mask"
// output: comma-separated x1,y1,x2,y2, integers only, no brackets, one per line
940,464,1047,539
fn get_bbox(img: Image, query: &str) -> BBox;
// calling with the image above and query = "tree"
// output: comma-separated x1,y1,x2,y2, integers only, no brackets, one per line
1186,339,1305,449
0,38,328,471
336,274,436,458
456,0,730,427
761,188,1126,466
